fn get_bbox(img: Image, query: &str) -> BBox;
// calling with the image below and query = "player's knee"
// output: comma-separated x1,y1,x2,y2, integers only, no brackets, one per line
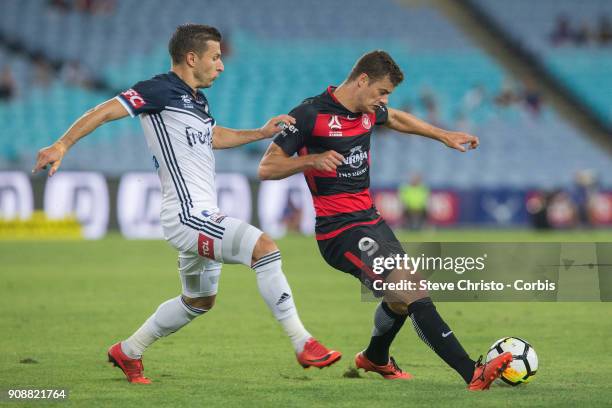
252,233,279,263
386,301,410,316
182,294,216,312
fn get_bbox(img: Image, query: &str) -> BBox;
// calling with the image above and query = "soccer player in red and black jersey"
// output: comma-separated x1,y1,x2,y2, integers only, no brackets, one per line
258,51,512,390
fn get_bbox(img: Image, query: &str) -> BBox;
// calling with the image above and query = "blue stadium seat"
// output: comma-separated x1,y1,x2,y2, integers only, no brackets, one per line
472,0,612,126
0,0,610,188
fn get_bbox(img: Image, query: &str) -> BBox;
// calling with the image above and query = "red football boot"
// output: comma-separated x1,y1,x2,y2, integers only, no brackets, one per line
107,342,151,384
468,352,513,391
355,352,413,380
296,338,342,369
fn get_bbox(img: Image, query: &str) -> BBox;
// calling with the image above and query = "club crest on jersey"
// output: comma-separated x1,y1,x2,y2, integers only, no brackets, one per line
344,145,368,169
328,115,343,136
202,210,226,224
181,94,194,109
362,115,372,130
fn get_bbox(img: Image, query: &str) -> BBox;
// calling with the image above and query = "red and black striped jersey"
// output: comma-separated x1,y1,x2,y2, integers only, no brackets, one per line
273,86,388,240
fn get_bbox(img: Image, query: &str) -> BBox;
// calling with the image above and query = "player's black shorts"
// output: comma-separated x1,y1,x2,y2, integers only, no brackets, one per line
317,219,406,295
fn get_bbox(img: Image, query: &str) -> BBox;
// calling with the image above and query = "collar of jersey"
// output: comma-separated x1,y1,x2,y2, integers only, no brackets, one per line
168,71,204,101
326,86,361,116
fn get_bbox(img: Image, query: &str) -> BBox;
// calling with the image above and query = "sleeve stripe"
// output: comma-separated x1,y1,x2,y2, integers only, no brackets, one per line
115,95,136,118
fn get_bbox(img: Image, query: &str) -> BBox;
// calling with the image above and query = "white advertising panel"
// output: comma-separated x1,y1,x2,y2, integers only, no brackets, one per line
0,172,33,220
216,173,252,223
117,172,163,239
117,172,253,239
44,172,109,239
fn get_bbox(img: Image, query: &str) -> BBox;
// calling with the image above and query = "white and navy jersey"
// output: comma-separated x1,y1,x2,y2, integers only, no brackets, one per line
116,72,219,229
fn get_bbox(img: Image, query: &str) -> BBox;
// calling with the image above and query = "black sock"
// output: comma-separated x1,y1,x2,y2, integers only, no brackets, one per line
364,302,407,365
408,297,476,383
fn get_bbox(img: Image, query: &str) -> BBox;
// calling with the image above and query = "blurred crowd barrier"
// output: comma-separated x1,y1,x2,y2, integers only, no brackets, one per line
1,171,610,240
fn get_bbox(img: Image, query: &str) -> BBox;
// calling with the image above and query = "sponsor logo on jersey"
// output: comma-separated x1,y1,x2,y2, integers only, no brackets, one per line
185,126,212,148
343,145,368,169
198,233,215,259
328,115,342,136
279,122,300,138
362,114,372,130
121,89,145,109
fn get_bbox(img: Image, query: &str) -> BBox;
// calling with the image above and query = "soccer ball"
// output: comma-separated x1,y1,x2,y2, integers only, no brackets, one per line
486,337,538,386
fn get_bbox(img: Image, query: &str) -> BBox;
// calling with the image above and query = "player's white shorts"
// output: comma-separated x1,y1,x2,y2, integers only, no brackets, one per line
162,209,263,299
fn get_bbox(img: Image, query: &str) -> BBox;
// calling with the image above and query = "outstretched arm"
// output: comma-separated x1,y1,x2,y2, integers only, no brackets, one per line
32,98,129,176
212,114,296,149
258,143,344,180
386,107,479,152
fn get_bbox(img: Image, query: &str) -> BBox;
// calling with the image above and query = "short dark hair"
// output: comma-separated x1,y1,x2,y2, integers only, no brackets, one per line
168,24,222,64
347,50,404,86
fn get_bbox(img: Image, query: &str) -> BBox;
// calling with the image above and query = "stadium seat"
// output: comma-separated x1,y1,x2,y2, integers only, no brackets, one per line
1,0,610,187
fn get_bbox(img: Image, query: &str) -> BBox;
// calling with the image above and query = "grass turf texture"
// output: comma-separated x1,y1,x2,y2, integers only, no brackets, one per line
1,230,611,407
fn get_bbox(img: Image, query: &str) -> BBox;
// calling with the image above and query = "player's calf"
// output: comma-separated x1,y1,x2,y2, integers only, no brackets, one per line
251,245,310,350
406,297,477,383
379,268,476,384
251,233,300,326
118,295,209,362
109,294,209,382
251,234,341,367
360,277,425,374
364,302,408,367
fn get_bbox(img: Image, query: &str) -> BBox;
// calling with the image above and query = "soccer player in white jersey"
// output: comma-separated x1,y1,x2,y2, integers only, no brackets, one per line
32,24,341,384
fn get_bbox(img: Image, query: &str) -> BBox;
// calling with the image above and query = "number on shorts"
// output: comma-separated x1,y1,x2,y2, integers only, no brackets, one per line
358,237,379,257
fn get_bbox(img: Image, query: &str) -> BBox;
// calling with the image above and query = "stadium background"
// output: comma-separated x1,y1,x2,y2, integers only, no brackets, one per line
1,0,611,235
1,1,611,407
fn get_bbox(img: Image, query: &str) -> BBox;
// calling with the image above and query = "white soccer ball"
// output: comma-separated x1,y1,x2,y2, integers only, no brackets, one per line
486,337,538,386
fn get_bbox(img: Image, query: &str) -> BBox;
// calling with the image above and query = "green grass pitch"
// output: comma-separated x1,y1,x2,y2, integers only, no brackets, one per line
1,230,611,407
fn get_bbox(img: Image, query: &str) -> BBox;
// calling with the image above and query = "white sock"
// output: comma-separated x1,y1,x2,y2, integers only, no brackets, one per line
121,295,205,359
252,251,311,352
279,314,311,353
